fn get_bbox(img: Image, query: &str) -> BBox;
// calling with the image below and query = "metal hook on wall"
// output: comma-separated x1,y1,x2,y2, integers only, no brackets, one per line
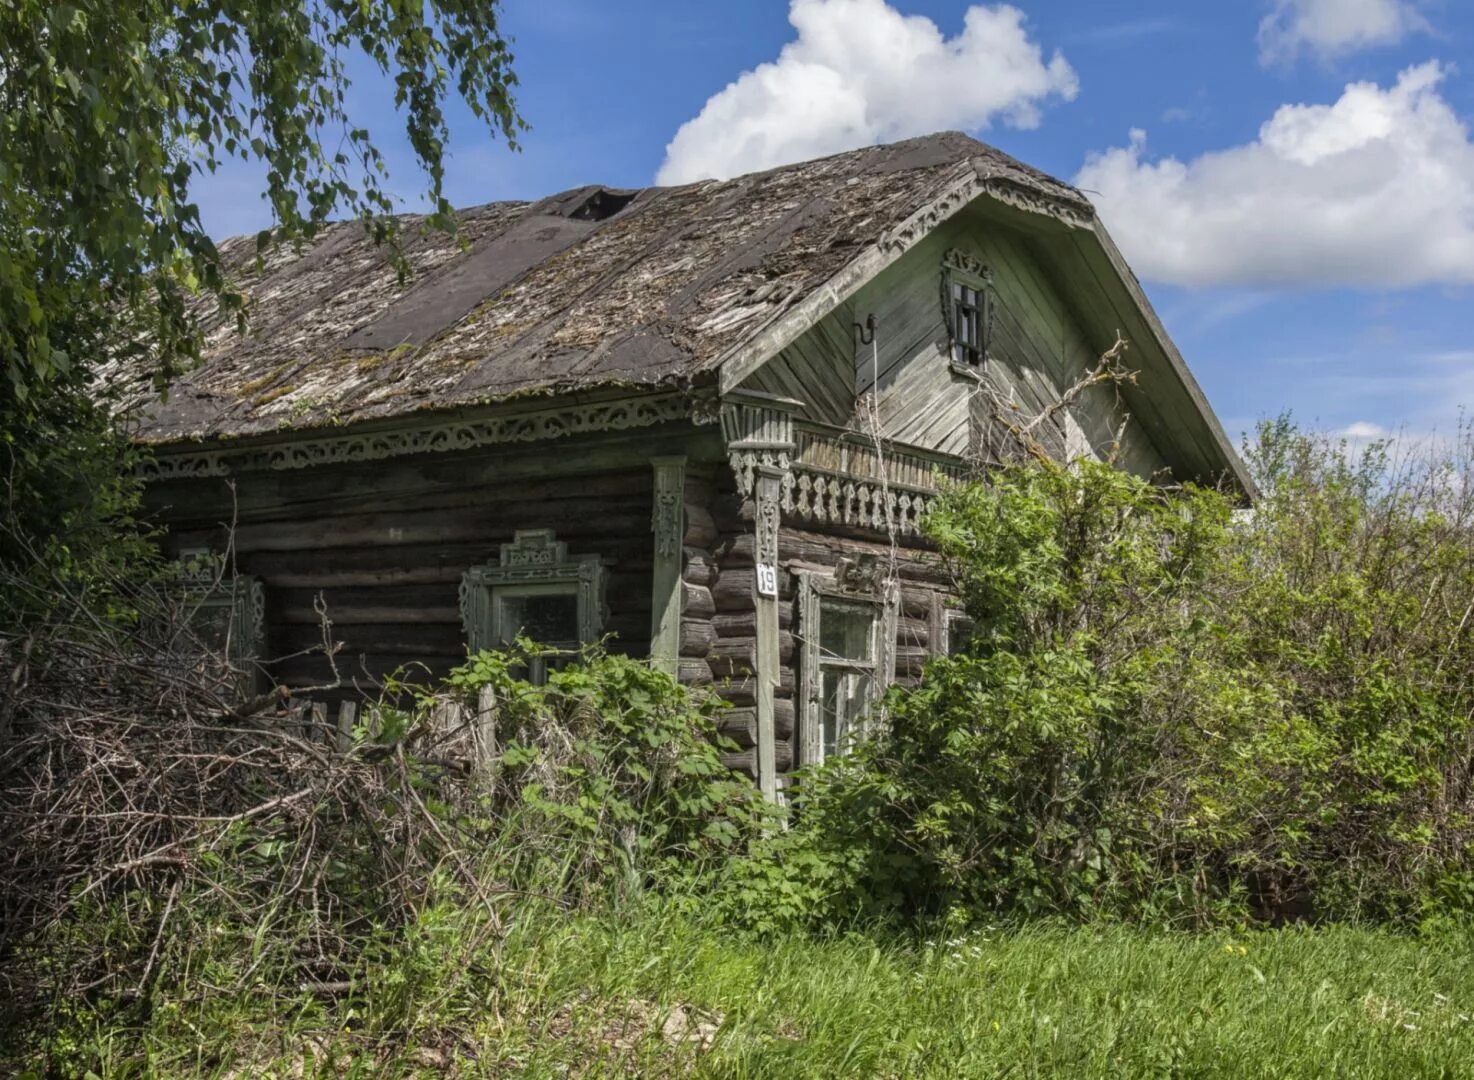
853,313,877,347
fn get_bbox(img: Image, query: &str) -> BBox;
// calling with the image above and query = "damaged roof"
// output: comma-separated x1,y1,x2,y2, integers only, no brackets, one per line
122,131,1094,443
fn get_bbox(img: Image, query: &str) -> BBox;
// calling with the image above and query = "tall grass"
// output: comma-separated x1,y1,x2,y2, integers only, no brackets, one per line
39,902,1474,1078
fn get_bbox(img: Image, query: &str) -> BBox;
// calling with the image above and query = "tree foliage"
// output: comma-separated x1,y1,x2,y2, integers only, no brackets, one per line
728,421,1474,930
0,0,522,395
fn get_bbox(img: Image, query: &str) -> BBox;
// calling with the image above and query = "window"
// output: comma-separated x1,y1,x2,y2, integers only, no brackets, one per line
797,559,899,767
175,548,266,696
942,249,993,371
928,592,975,657
460,529,607,683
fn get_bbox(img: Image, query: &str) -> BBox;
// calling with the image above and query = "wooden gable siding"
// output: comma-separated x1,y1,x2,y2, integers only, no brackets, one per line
741,209,1168,477
145,424,723,699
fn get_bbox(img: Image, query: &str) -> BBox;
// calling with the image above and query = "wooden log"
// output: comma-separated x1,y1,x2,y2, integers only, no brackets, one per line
277,586,459,627
721,740,794,778
677,658,713,686
902,585,943,620
151,452,662,526
711,607,794,637
218,504,654,555
679,619,717,657
684,504,719,548
720,529,948,584
715,701,796,747
709,633,794,677
896,645,929,680
895,616,931,650
681,582,715,620
681,547,719,588
714,665,795,704
711,568,794,611
310,700,328,744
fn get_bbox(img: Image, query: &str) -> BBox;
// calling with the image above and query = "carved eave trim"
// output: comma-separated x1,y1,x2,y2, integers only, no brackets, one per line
716,163,1095,395
138,389,720,481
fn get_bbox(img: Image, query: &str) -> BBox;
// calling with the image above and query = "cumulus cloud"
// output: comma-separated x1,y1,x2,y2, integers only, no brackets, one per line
655,0,1077,185
1258,0,1427,64
1074,62,1474,288
1341,420,1389,439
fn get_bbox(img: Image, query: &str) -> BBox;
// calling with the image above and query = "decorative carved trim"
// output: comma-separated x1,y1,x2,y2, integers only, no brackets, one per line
649,457,687,677
795,568,900,768
977,176,1094,231
650,459,686,560
459,530,607,653
878,170,1094,257
879,171,985,255
141,391,719,481
752,464,785,803
942,247,991,280
786,466,938,536
942,250,995,370
500,528,567,567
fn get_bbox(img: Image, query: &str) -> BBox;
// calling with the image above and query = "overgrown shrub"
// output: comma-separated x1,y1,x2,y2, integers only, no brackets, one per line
727,421,1474,930
0,579,767,1070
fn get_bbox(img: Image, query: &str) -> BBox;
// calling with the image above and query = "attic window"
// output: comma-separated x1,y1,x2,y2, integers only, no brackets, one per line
569,187,636,222
942,249,993,371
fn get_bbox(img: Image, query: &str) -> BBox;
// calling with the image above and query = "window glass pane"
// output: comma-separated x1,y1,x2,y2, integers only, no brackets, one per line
502,591,579,646
947,615,975,656
819,598,874,661
820,668,873,762
189,598,235,656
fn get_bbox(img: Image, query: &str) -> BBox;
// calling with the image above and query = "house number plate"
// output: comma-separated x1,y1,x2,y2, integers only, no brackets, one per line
756,563,778,598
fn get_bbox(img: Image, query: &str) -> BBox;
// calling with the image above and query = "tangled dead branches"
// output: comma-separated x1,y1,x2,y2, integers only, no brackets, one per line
0,540,499,1022
964,333,1138,467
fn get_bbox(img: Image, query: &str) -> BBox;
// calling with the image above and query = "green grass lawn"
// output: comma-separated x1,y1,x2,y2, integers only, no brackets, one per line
485,917,1474,1079
59,911,1474,1078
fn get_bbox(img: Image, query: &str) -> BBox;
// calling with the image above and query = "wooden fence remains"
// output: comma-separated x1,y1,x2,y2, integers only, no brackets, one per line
282,685,499,770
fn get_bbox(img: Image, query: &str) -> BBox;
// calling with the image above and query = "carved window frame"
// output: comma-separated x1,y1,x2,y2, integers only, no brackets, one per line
176,548,267,695
796,559,900,768
942,249,994,375
460,529,607,682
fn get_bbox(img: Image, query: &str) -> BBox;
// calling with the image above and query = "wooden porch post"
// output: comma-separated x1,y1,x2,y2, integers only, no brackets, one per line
649,456,687,678
752,463,784,802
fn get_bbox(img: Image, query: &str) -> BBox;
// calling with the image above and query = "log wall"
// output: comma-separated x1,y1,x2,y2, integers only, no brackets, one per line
146,424,724,701
688,470,951,781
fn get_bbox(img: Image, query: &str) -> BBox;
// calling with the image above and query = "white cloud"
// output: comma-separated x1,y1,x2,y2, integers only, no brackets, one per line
1258,0,1427,65
1341,420,1389,439
655,0,1077,185
1074,62,1474,288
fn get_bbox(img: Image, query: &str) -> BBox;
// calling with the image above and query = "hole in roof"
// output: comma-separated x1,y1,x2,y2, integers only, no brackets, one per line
569,188,637,222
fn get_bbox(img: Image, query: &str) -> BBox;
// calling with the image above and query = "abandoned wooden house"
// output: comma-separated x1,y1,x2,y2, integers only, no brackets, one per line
125,131,1250,800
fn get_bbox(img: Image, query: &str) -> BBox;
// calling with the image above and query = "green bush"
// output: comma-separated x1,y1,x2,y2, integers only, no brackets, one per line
728,421,1474,929
443,644,774,900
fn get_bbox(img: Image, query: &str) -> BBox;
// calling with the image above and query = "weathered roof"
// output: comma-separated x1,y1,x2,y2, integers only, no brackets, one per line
123,131,1092,443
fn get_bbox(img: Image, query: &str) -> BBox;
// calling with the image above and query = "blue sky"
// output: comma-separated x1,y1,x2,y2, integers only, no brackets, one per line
195,0,1474,445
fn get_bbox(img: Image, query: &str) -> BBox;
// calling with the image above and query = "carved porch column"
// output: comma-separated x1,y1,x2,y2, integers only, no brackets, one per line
722,390,800,803
649,456,687,677
752,463,784,803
